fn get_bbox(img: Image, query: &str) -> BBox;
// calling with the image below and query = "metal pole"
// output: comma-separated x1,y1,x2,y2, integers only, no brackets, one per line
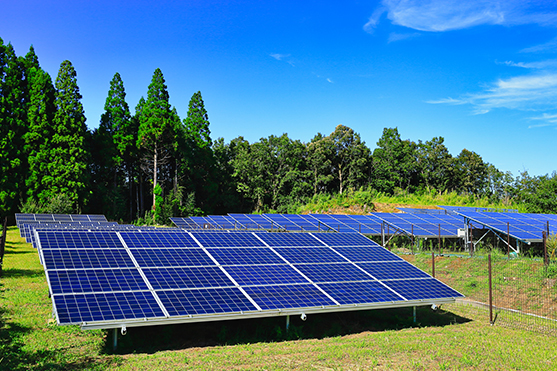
432,246,435,278
411,225,414,255
543,231,548,267
469,225,473,257
438,224,441,255
413,306,417,323
507,222,510,259
488,253,493,324
359,223,361,233
113,328,118,351
381,222,385,247
286,315,290,331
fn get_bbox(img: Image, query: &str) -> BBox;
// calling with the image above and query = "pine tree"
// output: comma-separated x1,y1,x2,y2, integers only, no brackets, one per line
137,68,177,213
182,91,217,212
47,60,90,210
92,72,132,219
0,39,28,217
22,46,57,204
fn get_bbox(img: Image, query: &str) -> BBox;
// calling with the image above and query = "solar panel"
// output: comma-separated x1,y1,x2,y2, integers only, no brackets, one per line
443,209,557,242
36,230,463,330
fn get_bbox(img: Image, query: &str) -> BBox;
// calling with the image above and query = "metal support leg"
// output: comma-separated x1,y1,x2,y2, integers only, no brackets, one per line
413,306,417,323
286,315,290,331
113,328,118,351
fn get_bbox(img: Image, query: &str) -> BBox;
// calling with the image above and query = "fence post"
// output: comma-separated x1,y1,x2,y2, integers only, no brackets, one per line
543,231,548,267
438,224,441,255
411,225,414,255
469,225,473,257
488,252,493,324
432,246,435,278
507,222,510,259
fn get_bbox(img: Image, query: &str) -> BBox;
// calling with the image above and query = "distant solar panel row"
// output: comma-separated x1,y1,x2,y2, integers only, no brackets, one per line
443,209,557,242
36,229,462,329
171,212,465,238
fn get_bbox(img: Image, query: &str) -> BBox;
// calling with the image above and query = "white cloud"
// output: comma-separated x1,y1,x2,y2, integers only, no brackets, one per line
430,73,557,114
521,37,557,53
270,53,290,61
326,78,334,83
528,113,557,128
388,32,421,42
502,59,557,69
366,0,557,33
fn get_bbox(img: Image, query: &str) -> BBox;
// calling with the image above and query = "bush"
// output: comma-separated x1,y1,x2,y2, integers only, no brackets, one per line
21,194,76,214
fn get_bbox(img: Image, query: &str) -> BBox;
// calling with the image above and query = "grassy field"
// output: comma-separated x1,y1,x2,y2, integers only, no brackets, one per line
1,226,557,370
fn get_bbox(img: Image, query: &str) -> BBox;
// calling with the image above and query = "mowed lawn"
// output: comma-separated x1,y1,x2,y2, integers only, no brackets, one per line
1,226,556,370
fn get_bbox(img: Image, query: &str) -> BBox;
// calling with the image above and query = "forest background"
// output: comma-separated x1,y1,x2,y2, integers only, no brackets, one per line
1,38,556,224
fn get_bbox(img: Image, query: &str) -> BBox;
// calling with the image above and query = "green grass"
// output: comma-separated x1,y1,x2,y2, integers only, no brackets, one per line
2,227,557,370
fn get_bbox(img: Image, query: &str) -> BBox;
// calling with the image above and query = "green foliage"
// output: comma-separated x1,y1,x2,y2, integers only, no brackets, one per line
0,39,28,217
23,48,56,204
137,68,180,213
21,193,76,214
45,60,90,210
180,91,218,213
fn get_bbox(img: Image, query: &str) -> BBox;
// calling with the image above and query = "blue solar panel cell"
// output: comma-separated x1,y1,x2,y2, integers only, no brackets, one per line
207,247,284,265
312,233,377,247
54,291,165,324
382,278,462,300
120,231,198,248
319,281,403,304
331,246,403,262
143,267,234,290
225,265,309,286
192,231,266,247
256,233,325,247
157,287,258,316
48,268,148,294
274,247,347,264
37,231,123,249
293,263,373,283
42,249,135,270
244,284,336,310
130,248,215,267
357,262,430,280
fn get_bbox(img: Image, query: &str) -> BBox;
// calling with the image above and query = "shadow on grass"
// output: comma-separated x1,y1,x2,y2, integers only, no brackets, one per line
1,267,44,279
0,307,105,371
107,305,471,355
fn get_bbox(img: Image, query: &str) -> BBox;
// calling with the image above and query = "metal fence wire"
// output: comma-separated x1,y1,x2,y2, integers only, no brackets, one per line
394,235,557,336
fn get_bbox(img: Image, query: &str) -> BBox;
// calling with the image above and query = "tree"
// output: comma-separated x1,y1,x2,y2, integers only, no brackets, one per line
0,39,28,217
22,46,57,205
137,68,178,214
91,72,132,219
232,134,308,211
453,149,488,194
372,127,418,193
416,136,452,191
181,91,217,212
307,133,334,195
47,60,90,210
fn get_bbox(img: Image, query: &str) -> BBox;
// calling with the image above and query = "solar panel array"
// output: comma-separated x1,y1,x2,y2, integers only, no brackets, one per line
36,229,462,330
441,209,557,242
171,213,462,237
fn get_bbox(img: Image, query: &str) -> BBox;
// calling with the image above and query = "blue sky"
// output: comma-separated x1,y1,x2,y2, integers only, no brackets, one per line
2,0,557,176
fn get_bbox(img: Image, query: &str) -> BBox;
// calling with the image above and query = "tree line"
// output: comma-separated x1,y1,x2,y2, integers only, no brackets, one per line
1,37,555,223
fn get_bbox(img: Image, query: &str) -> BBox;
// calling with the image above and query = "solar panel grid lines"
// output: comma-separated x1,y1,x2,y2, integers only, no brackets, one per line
36,229,464,329
250,232,342,307
187,231,265,312
116,232,171,318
